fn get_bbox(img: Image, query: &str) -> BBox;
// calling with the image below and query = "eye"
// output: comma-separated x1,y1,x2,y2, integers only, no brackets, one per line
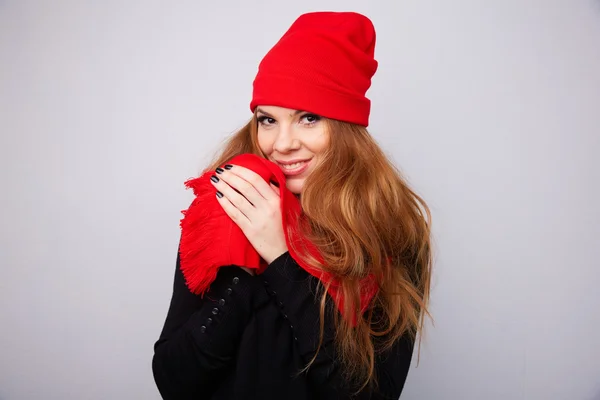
257,115,276,126
300,113,321,126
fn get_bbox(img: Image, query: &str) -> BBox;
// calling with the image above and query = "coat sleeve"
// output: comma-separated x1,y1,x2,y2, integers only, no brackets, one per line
152,252,265,400
261,251,415,399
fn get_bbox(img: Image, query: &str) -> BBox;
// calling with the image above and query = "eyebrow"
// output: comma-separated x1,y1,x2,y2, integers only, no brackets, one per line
256,108,305,118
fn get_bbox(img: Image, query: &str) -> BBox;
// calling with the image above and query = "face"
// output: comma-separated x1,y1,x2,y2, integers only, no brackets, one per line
256,105,329,195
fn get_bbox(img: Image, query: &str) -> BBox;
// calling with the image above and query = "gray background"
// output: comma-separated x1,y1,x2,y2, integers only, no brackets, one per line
1,1,599,399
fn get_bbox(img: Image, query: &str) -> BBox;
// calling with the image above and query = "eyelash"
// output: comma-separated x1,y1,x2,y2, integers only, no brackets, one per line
257,113,321,127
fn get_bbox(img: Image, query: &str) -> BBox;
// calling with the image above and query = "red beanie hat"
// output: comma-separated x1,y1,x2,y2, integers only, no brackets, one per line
250,12,378,127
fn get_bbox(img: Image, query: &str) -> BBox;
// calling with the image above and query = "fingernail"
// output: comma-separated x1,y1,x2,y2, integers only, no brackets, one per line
216,191,223,198
224,164,233,170
215,167,224,174
270,180,279,187
210,175,219,183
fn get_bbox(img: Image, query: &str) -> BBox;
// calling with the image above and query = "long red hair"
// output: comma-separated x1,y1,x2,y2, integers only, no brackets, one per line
203,112,432,391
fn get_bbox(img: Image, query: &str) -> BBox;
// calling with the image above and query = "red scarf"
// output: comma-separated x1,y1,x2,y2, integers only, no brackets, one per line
179,153,378,323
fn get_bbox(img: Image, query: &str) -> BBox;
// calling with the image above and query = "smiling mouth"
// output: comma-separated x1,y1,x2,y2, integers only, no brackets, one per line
276,159,310,176
278,160,308,170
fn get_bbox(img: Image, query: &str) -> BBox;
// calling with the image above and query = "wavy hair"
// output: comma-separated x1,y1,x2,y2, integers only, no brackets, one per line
204,112,432,392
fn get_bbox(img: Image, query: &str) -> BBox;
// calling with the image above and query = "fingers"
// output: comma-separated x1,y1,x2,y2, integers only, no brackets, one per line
215,185,251,228
211,173,255,218
270,182,280,195
216,170,263,206
221,165,280,202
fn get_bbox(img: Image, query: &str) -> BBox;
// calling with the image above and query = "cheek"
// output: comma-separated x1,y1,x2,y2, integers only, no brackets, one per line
256,130,272,153
309,131,329,155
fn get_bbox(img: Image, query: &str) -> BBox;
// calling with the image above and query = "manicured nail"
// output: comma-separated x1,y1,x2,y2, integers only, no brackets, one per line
216,191,223,198
210,175,219,183
224,164,233,170
215,167,224,174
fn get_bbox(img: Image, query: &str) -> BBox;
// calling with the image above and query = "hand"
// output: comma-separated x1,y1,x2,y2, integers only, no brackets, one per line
210,164,288,265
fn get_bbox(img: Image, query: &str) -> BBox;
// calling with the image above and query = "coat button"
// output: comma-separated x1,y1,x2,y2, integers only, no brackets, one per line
232,277,240,284
226,288,232,295
200,326,207,333
206,318,213,326
212,308,219,315
219,298,226,306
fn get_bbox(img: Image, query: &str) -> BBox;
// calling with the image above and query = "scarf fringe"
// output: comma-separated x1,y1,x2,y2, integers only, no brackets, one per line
179,174,224,297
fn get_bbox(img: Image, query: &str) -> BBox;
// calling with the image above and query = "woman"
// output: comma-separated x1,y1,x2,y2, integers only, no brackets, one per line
152,11,432,399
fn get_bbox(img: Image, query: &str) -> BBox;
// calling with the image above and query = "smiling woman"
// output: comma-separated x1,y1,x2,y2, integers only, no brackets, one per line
152,11,432,400
255,106,329,194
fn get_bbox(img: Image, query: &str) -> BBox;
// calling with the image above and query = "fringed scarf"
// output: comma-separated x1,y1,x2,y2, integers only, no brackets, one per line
178,153,378,323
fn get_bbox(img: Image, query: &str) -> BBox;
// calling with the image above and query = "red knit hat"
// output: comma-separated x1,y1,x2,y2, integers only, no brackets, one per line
250,12,378,127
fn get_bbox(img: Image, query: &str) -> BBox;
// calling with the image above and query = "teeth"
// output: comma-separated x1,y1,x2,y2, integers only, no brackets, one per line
281,161,307,169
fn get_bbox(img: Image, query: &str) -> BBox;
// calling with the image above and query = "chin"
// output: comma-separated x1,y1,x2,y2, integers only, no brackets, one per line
285,179,304,195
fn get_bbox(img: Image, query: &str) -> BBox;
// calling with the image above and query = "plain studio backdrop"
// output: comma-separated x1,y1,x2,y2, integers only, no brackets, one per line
1,1,599,399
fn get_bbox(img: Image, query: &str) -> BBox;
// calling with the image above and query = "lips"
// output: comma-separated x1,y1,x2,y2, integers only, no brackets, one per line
279,161,308,169
276,159,310,176
275,159,311,166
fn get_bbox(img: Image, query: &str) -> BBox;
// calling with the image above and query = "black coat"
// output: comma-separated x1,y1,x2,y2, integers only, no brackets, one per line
152,250,414,399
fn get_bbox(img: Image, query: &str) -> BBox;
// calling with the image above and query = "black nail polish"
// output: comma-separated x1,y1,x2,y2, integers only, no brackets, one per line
210,175,219,183
216,167,224,174
224,164,233,170
216,191,223,198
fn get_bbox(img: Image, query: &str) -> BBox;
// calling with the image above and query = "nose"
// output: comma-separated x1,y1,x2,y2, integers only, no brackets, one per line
272,123,300,153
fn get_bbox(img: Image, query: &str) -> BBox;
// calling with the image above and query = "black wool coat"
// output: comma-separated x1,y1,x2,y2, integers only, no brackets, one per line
152,250,414,399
